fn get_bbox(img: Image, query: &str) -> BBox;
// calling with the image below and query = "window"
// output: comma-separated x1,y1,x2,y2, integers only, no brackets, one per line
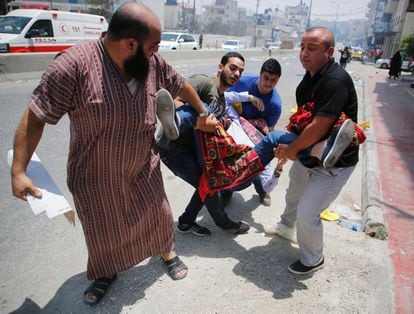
27,20,53,37
183,34,195,42
0,16,31,34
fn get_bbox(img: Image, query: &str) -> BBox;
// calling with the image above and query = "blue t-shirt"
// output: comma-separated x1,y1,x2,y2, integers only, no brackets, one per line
228,73,282,127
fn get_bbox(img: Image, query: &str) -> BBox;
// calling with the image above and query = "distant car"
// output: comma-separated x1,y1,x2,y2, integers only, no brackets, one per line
222,39,244,51
159,32,198,50
376,58,390,69
376,56,414,72
264,40,281,51
351,49,364,61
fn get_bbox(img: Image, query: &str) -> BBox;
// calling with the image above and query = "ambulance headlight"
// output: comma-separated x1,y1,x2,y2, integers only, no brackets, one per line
0,43,10,53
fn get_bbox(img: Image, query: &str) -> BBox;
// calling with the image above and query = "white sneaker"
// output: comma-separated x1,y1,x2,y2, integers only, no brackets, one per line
264,222,297,243
154,118,163,143
156,89,179,140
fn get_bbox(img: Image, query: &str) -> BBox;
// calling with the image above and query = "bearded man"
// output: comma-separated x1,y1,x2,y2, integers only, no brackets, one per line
11,3,209,305
157,52,251,236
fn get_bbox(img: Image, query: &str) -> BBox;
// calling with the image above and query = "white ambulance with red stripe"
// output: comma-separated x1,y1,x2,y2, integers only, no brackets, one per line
0,9,108,53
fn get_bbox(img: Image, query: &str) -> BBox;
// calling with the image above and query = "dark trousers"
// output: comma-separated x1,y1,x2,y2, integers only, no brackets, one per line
159,139,232,228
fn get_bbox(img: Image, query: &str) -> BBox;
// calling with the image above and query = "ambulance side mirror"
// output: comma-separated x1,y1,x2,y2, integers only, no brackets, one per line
25,29,41,38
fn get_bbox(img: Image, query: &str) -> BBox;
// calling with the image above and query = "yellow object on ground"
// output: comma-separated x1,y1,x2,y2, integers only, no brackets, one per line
320,209,340,221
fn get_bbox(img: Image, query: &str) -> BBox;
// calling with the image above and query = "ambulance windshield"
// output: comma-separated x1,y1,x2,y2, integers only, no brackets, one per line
0,16,32,34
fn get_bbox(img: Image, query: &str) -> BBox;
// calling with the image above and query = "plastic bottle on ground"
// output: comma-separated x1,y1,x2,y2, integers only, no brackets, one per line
337,219,363,232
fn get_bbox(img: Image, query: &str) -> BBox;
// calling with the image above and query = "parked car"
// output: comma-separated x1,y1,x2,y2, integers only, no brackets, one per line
351,49,364,61
376,53,414,73
159,32,198,50
222,39,244,51
376,58,390,69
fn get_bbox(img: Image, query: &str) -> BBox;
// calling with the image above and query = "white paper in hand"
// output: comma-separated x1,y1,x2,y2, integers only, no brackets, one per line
7,150,73,218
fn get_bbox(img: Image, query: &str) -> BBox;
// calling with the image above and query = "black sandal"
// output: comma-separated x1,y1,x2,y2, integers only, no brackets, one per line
163,256,188,280
83,274,117,305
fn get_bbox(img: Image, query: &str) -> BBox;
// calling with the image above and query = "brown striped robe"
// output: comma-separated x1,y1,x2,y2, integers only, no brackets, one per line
28,40,185,280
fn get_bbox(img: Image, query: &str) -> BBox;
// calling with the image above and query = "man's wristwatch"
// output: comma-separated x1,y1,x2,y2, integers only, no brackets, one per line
198,109,209,117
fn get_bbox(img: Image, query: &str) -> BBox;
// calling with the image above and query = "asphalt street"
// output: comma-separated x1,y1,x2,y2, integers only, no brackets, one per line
0,55,397,313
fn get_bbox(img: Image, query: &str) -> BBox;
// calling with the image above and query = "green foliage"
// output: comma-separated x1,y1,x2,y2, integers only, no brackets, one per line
400,32,414,56
203,17,230,35
86,0,113,21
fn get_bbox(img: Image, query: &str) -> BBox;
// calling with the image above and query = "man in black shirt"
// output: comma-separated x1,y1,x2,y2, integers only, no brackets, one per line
268,27,359,274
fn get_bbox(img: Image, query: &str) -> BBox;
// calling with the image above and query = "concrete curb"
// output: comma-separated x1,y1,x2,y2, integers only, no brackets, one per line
361,75,387,237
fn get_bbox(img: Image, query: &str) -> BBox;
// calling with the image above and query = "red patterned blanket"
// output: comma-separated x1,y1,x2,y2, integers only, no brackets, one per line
198,124,264,201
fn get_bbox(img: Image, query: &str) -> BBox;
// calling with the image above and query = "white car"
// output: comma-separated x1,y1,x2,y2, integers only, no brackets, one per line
376,57,414,72
376,58,390,69
222,39,244,51
264,40,281,51
159,32,198,50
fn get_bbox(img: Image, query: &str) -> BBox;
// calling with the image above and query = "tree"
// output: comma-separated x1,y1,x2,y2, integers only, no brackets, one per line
401,32,414,57
86,0,113,21
203,17,229,35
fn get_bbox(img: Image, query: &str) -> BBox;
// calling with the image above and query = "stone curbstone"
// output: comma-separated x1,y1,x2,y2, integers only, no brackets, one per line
361,75,387,237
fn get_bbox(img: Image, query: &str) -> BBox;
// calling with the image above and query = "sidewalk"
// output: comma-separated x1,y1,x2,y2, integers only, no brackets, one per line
365,68,414,313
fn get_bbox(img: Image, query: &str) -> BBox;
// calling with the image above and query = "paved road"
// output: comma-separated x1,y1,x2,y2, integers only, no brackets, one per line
0,58,395,313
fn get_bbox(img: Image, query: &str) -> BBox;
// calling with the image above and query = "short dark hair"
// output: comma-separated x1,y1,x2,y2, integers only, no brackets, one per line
220,52,245,65
106,4,150,42
260,58,281,77
305,26,335,48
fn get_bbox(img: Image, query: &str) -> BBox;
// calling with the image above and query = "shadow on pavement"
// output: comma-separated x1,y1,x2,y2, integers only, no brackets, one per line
9,257,167,314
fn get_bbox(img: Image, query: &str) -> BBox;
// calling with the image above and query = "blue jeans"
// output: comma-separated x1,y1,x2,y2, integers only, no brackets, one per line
176,104,199,133
222,130,298,196
254,130,298,165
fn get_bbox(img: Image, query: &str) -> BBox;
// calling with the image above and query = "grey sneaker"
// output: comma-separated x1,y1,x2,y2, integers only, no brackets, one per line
156,89,179,140
177,222,211,237
223,220,250,235
322,119,354,168
154,118,163,143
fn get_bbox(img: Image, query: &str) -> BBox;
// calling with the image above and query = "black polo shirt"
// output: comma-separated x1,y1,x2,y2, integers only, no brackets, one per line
296,59,359,167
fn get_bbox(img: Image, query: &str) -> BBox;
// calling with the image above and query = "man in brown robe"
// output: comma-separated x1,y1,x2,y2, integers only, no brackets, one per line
11,3,208,305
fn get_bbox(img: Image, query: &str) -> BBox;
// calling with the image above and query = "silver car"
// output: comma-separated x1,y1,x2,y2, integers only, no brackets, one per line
159,32,198,50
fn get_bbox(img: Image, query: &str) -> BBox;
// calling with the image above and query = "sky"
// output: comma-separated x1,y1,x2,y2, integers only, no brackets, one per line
197,0,370,21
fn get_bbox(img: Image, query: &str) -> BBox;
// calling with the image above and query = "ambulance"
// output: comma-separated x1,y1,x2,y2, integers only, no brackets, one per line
0,9,108,53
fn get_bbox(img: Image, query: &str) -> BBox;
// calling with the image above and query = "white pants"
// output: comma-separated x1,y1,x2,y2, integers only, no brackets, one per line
280,160,355,266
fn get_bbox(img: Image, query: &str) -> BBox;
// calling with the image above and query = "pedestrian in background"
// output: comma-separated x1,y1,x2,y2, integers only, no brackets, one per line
388,50,402,79
10,2,208,305
338,46,350,69
269,27,359,275
199,33,203,49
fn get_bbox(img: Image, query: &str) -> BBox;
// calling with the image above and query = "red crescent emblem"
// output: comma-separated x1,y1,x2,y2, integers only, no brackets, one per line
61,24,67,33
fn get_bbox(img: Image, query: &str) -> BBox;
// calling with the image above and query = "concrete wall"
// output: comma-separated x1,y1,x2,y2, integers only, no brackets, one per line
0,48,297,80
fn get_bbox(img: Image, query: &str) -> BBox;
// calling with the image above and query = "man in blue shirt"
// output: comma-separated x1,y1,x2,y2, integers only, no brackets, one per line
228,58,282,133
224,58,282,206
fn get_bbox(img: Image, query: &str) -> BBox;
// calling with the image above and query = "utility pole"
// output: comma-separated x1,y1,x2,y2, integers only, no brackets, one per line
306,0,313,30
253,0,259,47
193,0,196,33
